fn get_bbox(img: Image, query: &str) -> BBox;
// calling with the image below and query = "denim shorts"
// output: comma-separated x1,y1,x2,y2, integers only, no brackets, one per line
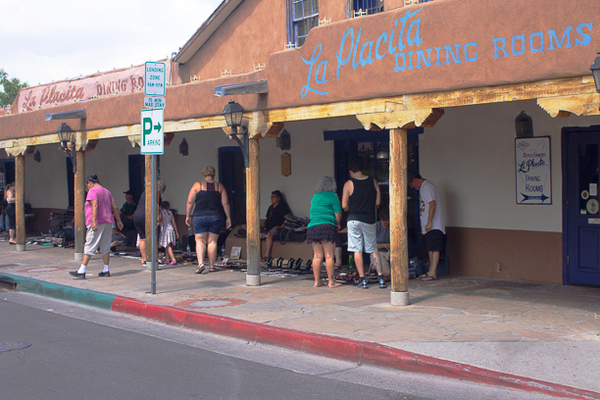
193,215,224,235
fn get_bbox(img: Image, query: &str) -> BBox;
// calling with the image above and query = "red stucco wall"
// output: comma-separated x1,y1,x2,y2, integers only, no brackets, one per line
1,0,598,142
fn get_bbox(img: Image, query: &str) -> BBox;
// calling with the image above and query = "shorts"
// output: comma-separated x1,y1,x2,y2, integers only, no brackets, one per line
347,220,377,253
423,230,444,252
193,215,224,235
84,223,112,256
5,203,15,230
306,224,337,244
133,215,146,240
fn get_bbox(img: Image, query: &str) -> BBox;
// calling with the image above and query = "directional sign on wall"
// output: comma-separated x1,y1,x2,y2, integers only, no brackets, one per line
144,62,166,96
140,108,164,154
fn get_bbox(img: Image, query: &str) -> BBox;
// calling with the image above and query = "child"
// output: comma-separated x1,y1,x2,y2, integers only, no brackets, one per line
159,201,179,265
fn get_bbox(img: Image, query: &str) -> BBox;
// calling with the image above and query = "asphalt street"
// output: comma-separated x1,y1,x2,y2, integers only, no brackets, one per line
1,291,559,400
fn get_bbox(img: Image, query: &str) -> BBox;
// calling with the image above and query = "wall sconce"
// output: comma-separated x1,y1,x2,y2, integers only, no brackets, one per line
222,100,249,167
33,149,41,163
179,138,189,156
276,129,291,151
515,111,533,138
57,122,77,173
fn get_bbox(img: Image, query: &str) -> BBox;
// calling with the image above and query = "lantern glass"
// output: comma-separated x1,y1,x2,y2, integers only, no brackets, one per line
57,122,74,148
222,101,245,128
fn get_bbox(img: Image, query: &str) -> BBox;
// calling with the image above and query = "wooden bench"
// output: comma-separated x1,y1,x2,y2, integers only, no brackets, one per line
224,225,313,261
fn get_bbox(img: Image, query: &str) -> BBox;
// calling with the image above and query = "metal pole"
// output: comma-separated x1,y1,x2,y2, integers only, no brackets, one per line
151,155,157,294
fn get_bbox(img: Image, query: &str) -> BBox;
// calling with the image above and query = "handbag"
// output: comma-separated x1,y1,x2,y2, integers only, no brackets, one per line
279,216,309,244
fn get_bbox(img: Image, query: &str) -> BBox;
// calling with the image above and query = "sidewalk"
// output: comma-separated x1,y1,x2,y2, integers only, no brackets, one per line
1,239,599,399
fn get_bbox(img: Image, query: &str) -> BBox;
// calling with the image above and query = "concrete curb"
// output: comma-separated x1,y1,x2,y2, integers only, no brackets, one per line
0,273,114,311
2,272,599,400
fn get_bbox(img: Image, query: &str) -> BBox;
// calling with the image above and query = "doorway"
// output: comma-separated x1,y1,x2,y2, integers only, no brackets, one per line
219,146,246,226
563,126,600,286
325,128,421,257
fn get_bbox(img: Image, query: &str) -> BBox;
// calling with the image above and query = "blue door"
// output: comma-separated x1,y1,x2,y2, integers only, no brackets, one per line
564,126,600,286
218,146,245,226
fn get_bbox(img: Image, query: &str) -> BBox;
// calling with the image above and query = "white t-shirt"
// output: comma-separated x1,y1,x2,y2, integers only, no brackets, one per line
419,180,445,235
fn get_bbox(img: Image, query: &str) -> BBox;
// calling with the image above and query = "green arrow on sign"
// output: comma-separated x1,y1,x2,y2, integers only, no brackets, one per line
154,121,162,132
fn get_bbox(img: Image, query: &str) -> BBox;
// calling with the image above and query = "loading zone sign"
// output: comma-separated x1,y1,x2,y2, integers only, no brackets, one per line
140,108,164,154
144,62,166,96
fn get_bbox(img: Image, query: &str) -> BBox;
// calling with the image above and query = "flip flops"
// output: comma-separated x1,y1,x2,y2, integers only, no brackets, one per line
195,264,205,274
420,275,437,281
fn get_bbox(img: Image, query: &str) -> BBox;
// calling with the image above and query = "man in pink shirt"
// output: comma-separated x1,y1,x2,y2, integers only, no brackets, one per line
70,174,123,279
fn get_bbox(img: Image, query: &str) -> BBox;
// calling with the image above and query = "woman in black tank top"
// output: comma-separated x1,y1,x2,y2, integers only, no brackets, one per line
185,165,232,274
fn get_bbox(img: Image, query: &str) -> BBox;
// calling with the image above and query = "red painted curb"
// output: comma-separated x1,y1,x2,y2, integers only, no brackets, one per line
111,296,600,400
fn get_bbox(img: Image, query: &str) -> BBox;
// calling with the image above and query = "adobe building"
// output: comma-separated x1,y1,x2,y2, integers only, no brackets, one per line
1,0,600,302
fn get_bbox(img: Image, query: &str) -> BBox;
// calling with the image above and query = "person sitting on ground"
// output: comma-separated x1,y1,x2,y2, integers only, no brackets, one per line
374,209,391,288
120,190,137,245
261,190,291,260
110,225,127,252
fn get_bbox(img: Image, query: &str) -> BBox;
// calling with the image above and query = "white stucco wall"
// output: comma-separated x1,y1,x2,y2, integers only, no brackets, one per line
258,116,362,218
420,100,600,233
16,102,600,236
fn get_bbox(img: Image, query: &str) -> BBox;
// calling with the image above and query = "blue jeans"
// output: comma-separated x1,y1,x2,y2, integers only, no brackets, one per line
192,215,224,235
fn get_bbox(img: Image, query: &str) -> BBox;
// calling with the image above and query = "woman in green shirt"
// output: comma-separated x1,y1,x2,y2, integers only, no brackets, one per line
307,176,342,288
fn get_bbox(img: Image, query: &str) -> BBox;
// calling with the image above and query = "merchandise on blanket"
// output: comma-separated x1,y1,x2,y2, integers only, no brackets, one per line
282,258,294,270
278,216,309,244
335,271,360,284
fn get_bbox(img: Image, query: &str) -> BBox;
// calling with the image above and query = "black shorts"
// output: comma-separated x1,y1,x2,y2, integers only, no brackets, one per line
423,230,444,252
133,215,146,240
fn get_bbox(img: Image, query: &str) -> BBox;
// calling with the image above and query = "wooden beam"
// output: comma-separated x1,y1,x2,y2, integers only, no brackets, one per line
5,146,35,157
356,108,444,130
1,76,598,152
537,93,600,118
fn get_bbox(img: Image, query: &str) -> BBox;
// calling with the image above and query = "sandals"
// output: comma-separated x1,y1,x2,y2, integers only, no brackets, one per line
208,267,218,273
420,275,437,281
195,264,205,274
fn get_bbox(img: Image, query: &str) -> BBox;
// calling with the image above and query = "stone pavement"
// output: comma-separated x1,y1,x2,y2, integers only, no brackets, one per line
1,239,599,399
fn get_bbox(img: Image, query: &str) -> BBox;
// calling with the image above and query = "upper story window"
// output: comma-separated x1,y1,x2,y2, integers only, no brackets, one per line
351,0,384,17
287,0,319,47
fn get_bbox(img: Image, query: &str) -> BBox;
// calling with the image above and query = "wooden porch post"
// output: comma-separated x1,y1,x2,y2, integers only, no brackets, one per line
389,128,409,306
246,136,261,286
15,155,26,252
74,150,86,261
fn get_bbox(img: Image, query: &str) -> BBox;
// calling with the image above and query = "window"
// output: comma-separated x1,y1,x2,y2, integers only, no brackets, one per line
287,0,319,47
352,0,383,17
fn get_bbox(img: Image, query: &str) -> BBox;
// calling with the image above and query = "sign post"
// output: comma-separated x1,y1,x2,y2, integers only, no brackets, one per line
141,63,166,294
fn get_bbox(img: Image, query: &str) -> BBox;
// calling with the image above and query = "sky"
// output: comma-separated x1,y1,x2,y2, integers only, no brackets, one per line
0,0,222,87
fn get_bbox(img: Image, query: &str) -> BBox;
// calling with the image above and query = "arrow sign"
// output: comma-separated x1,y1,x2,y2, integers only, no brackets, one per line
140,108,164,154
